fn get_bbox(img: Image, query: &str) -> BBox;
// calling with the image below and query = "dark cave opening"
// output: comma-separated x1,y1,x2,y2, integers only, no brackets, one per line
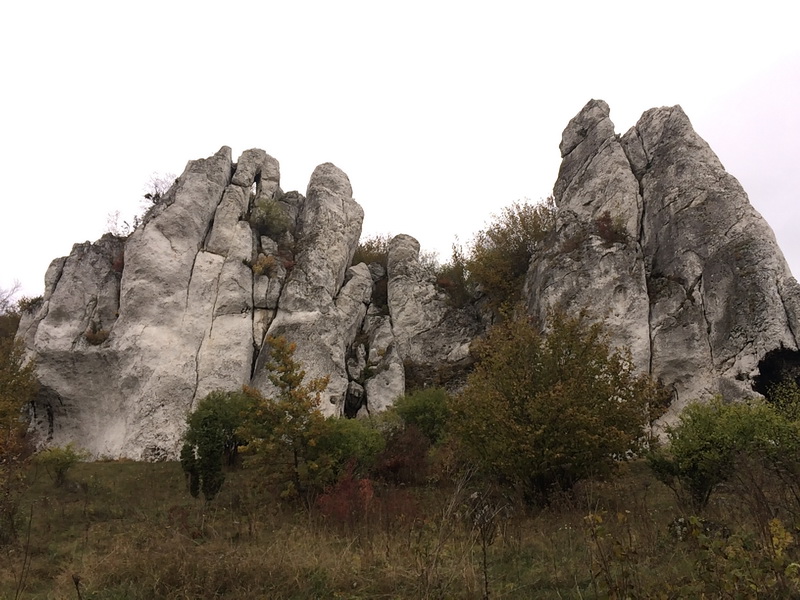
753,347,800,398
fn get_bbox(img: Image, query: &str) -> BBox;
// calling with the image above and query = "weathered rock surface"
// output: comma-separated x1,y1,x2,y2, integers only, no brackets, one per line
21,100,800,458
22,148,478,458
526,100,800,417
525,100,651,373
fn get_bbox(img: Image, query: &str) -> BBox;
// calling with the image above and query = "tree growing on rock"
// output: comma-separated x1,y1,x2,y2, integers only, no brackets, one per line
439,198,556,315
449,309,668,505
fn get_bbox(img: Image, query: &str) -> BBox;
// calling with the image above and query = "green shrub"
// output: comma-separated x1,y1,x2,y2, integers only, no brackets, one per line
181,389,258,502
434,244,470,308
766,378,800,421
393,387,450,444
16,295,43,314
352,234,391,269
647,397,800,510
452,198,555,316
250,197,289,239
35,444,88,487
450,309,668,505
313,417,385,482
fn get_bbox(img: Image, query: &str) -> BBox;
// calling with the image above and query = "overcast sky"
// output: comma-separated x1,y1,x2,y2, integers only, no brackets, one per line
1,1,798,298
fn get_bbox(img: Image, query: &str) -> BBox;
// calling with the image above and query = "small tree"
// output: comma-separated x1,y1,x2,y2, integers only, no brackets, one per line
34,444,88,487
180,389,257,502
242,336,329,501
0,291,38,542
449,309,667,504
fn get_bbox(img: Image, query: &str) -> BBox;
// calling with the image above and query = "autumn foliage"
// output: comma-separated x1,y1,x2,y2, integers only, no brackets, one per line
450,309,669,504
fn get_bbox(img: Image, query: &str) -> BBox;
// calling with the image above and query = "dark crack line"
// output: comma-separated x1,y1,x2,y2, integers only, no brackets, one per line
697,274,716,367
777,276,798,346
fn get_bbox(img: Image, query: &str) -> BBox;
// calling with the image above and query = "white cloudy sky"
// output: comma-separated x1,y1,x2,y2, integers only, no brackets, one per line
1,1,798,297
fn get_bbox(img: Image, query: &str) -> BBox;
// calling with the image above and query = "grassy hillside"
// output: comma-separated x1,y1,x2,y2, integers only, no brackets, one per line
3,458,798,599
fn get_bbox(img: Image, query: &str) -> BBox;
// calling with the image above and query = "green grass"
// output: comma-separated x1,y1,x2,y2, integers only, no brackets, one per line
2,459,799,599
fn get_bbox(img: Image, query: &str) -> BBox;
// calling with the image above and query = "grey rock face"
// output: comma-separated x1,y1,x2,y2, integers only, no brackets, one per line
526,100,800,419
526,100,651,373
22,149,372,457
622,105,800,410
251,164,368,416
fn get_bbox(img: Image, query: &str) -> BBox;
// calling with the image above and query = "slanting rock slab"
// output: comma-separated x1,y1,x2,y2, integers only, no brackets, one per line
527,100,800,422
621,105,800,409
526,99,651,373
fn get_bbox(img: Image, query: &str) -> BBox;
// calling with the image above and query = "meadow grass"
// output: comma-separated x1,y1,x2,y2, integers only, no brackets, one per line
2,459,798,599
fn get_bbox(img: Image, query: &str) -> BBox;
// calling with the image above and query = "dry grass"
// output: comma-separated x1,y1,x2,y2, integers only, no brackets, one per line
2,460,799,599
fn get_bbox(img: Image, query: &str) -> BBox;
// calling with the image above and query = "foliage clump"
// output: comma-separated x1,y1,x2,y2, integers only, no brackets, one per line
392,387,450,445
648,396,800,510
180,389,257,502
351,234,391,270
0,286,38,543
251,253,279,277
439,198,555,314
594,211,627,246
250,196,289,239
449,309,668,504
34,443,88,487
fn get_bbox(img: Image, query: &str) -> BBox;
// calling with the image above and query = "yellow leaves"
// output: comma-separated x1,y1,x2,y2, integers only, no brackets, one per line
769,518,794,559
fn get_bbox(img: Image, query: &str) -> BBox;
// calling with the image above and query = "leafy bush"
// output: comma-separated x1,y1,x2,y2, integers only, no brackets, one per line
766,377,800,421
450,310,668,504
250,197,289,239
34,444,88,487
181,389,257,502
16,295,43,314
315,461,375,527
313,417,385,482
0,307,37,542
647,397,800,510
251,253,279,277
352,234,391,269
594,211,627,245
393,387,450,444
434,244,470,308
445,199,555,315
374,424,431,485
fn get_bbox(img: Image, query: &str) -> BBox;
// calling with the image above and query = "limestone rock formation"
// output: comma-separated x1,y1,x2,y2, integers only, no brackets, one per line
21,148,478,458
526,100,800,416
20,100,800,458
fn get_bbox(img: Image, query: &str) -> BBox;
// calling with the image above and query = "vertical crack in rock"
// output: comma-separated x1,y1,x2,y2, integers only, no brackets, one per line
697,274,715,367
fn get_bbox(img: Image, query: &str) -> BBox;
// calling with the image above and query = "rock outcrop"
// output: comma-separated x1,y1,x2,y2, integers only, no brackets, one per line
525,100,800,417
20,148,478,458
19,100,800,457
